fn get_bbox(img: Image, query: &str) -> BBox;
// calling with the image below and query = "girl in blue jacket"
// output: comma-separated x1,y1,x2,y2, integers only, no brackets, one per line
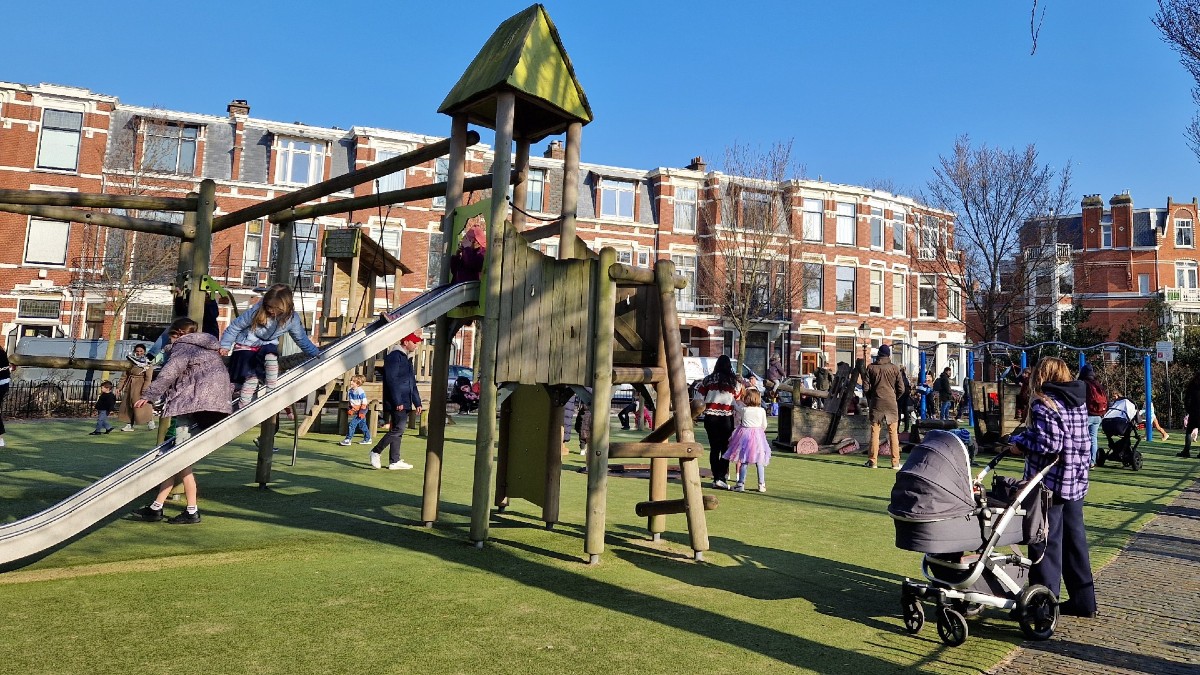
220,284,320,407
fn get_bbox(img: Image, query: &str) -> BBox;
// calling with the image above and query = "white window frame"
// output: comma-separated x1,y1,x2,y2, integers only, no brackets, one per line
368,222,403,288
893,272,907,318
525,168,546,212
673,184,698,233
274,137,326,186
433,157,449,208
1138,273,1151,295
803,262,823,310
948,286,962,321
918,274,937,318
24,217,71,266
802,198,823,242
374,148,409,193
869,269,884,314
243,219,265,284
835,265,855,312
892,208,906,252
1177,261,1198,289
870,207,884,249
36,108,84,172
1177,218,1194,248
600,178,635,220
1101,214,1113,248
835,202,856,245
142,120,198,175
672,253,698,311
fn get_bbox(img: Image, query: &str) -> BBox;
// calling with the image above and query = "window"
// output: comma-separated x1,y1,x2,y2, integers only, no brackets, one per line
869,269,884,314
918,274,937,318
18,299,62,319
836,202,855,245
1177,218,1194,248
275,138,325,186
427,232,443,288
1101,214,1113,248
870,207,884,249
615,248,633,265
672,254,697,311
1177,261,1198,289
948,286,962,320
892,209,906,252
802,198,823,242
243,220,265,285
143,121,197,175
433,157,449,208
1139,273,1151,295
37,109,83,171
1058,269,1073,295
919,216,939,259
24,217,70,266
740,191,773,231
374,149,407,193
803,263,823,310
525,168,546,212
893,273,907,318
368,223,403,288
674,186,697,233
269,221,320,290
600,178,635,220
835,335,856,367
835,266,855,312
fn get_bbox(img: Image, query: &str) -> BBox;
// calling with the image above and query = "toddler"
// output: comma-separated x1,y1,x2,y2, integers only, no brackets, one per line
90,380,117,435
722,388,772,492
340,375,372,446
220,284,321,407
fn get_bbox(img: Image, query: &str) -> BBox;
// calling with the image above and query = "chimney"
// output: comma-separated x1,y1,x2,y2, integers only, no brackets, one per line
227,99,250,118
544,140,565,160
687,156,706,172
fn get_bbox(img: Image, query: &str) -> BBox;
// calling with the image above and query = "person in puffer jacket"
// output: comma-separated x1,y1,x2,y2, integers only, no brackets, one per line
129,317,233,525
1009,356,1098,619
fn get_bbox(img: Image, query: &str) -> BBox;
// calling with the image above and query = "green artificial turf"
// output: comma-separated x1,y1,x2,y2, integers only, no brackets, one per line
0,415,1196,674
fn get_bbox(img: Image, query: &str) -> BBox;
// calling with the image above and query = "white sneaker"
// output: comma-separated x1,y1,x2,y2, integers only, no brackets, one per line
388,460,413,470
0,437,5,447
148,421,156,430
339,439,351,446
369,452,381,469
757,484,767,493
713,480,729,490
121,424,134,432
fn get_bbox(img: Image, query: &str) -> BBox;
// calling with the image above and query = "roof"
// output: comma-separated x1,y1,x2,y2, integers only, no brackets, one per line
438,4,593,141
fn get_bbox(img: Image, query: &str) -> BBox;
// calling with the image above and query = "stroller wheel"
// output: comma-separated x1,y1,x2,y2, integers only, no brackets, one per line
936,607,968,646
1095,452,1107,468
902,596,925,634
1131,451,1144,471
1017,585,1058,641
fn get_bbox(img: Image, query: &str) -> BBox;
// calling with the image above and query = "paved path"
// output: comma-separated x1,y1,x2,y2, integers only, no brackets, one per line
989,480,1200,674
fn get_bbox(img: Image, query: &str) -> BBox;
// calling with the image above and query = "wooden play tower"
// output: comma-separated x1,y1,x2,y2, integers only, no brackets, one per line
420,4,714,562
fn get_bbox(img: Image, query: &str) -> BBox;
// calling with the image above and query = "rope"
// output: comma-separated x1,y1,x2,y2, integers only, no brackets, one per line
509,198,561,224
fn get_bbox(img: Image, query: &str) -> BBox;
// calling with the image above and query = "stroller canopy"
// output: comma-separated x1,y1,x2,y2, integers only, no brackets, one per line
889,430,975,522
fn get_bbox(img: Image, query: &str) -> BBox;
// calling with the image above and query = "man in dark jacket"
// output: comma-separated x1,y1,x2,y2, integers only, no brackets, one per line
369,332,424,470
935,367,954,420
864,345,906,469
813,360,832,410
1179,372,1200,458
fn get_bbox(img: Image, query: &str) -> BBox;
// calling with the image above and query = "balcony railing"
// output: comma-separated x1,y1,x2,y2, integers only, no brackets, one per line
1165,287,1200,304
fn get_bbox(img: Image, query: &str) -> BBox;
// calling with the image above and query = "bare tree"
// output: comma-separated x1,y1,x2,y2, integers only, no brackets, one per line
74,115,182,361
697,140,805,370
925,135,1073,349
1154,1,1200,161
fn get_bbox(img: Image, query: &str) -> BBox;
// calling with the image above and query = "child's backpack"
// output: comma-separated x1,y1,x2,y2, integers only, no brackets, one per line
1085,380,1108,416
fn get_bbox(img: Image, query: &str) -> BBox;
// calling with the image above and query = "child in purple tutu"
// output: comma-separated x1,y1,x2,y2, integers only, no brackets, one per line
723,388,772,492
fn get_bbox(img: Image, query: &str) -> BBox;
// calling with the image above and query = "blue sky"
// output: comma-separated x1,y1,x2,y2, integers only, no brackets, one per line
3,1,1197,209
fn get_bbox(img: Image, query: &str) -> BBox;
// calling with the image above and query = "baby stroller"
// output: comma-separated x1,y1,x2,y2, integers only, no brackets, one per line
890,430,1058,646
1098,399,1144,471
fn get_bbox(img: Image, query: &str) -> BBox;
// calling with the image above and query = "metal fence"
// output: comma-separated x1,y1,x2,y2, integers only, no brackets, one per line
2,380,101,420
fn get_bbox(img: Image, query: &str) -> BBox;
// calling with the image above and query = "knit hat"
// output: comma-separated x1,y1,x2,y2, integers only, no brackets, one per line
877,344,891,357
402,332,423,344
1080,364,1094,379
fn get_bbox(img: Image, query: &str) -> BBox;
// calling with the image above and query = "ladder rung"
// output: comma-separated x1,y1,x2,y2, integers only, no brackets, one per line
609,441,703,459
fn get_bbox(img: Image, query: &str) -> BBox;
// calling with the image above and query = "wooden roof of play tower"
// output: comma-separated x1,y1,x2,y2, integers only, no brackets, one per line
438,4,592,141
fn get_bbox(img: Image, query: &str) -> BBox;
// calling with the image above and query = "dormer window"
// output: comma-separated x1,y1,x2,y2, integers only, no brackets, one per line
1101,214,1113,248
275,138,326,186
1176,218,1194,248
599,178,635,220
143,121,198,175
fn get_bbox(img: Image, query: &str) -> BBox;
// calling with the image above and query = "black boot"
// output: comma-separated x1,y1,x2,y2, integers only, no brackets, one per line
1178,449,1192,458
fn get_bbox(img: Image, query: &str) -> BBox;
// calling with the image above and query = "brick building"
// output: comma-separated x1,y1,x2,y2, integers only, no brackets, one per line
0,80,967,378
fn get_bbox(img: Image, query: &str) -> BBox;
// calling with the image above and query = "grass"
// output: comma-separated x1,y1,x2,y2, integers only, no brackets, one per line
0,414,1196,675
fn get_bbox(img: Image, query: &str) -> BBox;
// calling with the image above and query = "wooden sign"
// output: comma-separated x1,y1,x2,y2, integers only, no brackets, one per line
323,228,360,259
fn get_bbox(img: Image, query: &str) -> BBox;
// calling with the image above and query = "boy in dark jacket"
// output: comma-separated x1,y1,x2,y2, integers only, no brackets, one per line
91,381,117,435
369,332,423,470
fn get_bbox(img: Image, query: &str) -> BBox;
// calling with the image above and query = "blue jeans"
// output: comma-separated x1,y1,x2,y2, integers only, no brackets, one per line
1087,415,1101,463
346,414,370,442
95,410,112,432
940,400,952,420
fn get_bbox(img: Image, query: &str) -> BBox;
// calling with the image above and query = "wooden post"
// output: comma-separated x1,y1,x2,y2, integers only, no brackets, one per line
187,180,215,324
649,319,670,540
254,208,292,488
422,114,469,527
656,259,709,560
469,93,516,547
542,389,565,527
584,247,617,563
558,122,582,257
511,139,530,231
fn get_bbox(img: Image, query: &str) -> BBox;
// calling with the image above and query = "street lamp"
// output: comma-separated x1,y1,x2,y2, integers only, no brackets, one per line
857,321,871,365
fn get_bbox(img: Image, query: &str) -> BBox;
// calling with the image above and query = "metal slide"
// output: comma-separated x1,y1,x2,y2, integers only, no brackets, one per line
0,282,479,569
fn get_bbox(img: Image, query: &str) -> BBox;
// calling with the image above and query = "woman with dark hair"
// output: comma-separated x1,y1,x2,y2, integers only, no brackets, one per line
1009,356,1098,618
1179,371,1200,458
1078,364,1107,467
696,355,744,489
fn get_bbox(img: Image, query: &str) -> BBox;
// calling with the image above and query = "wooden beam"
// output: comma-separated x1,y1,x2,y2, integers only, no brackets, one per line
611,366,665,385
0,203,192,239
521,220,563,243
609,441,704,459
0,189,196,211
212,133,479,232
634,496,718,518
609,263,687,289
269,173,513,224
10,355,133,371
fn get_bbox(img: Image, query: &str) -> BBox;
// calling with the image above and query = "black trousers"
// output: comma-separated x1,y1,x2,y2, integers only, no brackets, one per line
704,414,735,482
371,409,410,465
1031,494,1096,612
